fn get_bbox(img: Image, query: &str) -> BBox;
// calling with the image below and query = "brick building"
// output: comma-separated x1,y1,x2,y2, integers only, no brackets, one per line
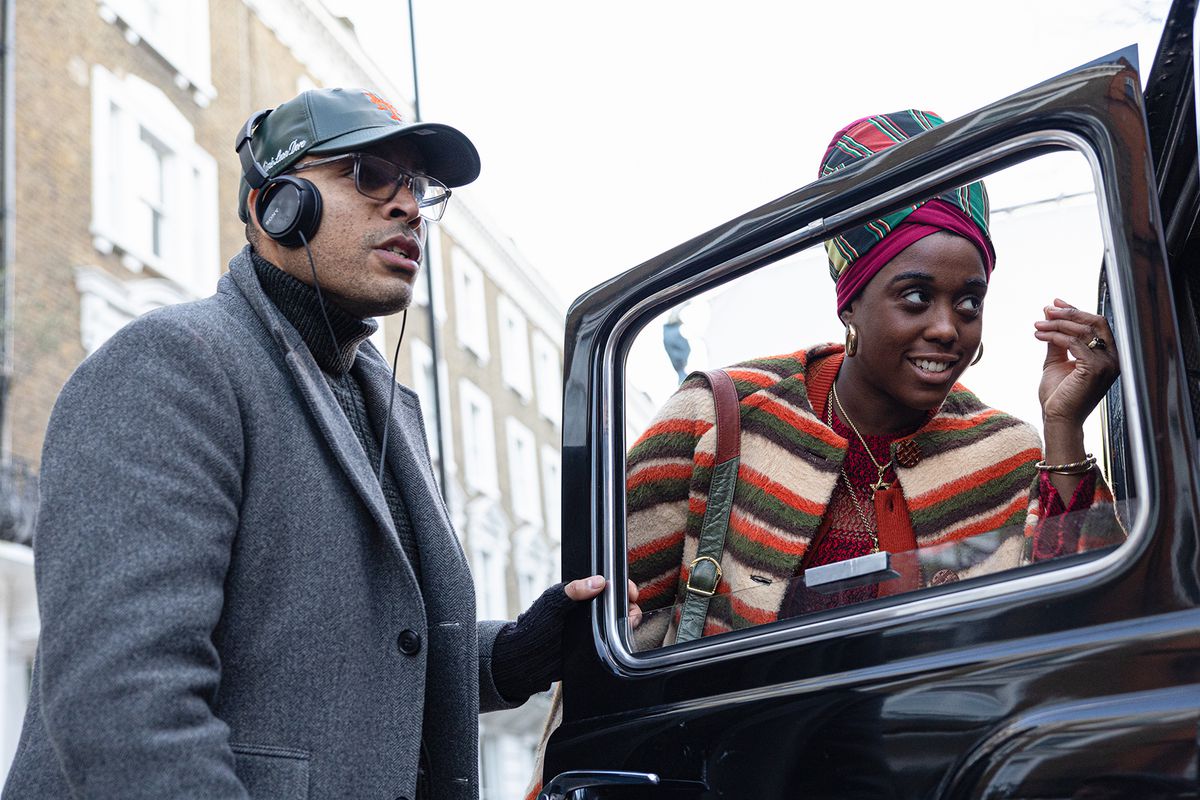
0,1,564,794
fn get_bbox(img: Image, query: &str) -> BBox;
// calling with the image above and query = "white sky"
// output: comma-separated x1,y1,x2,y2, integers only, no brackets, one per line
326,0,1170,457
329,0,1170,307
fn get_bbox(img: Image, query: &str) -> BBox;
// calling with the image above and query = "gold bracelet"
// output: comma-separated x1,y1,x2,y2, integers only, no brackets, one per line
1035,454,1096,475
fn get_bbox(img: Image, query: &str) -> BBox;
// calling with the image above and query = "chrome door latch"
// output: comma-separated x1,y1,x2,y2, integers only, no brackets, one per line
539,769,707,799
538,770,660,800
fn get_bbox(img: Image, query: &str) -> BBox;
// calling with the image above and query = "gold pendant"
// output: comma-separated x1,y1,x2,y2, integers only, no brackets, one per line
871,466,890,492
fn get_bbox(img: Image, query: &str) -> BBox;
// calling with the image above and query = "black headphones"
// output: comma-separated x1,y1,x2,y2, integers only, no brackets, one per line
235,109,323,248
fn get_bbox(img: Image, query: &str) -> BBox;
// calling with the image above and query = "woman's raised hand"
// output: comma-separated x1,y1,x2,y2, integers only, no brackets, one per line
1033,298,1120,427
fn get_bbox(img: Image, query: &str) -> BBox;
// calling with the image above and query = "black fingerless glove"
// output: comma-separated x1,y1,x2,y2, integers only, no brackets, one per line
490,582,574,703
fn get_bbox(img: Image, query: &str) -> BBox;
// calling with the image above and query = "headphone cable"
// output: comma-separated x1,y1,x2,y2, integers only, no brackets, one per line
297,231,406,486
299,231,343,358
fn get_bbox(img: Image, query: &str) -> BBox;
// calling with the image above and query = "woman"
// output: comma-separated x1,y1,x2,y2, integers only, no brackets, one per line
627,110,1122,649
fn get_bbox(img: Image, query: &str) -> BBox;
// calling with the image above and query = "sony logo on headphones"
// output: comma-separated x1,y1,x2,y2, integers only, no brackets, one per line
260,138,307,173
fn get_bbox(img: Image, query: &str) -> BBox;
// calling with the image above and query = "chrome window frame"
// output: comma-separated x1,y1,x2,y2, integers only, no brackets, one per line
597,130,1152,674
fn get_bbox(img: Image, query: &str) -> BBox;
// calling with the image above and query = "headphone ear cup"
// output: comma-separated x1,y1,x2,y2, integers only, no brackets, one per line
256,175,322,248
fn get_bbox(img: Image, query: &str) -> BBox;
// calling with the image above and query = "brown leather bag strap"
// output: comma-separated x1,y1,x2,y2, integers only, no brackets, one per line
675,369,742,644
704,369,741,466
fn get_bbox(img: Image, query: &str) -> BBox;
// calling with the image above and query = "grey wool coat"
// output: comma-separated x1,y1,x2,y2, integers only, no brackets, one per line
4,247,515,800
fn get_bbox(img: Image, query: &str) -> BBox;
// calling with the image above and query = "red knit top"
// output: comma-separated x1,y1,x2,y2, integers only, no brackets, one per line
784,353,1096,616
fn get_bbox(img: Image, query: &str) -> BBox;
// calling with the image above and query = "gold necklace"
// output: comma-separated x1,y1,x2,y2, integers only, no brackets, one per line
825,391,879,549
839,471,879,549
831,381,894,493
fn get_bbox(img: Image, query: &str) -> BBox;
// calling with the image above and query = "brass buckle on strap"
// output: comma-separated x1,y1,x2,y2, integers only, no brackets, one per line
685,556,722,598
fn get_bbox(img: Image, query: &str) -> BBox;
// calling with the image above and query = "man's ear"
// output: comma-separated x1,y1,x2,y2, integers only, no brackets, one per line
839,304,855,326
246,187,272,245
245,187,273,252
247,187,261,227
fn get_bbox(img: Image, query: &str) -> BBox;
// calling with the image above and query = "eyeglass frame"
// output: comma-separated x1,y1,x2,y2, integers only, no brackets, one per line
288,152,453,221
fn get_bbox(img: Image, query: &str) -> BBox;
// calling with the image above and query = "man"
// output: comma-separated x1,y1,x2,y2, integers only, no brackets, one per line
4,88,635,799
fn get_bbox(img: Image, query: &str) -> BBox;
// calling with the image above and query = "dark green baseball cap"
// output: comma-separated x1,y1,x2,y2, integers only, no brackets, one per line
236,87,480,222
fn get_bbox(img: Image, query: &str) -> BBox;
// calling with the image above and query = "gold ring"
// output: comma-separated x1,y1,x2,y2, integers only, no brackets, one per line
1087,336,1106,350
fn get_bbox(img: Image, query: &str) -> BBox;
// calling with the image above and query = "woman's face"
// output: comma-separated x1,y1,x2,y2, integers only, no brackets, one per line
840,231,987,422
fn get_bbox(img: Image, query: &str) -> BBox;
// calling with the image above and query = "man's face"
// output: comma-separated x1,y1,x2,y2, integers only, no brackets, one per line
256,139,427,319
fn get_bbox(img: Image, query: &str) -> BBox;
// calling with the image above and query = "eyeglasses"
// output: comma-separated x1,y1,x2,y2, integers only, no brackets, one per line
290,152,452,221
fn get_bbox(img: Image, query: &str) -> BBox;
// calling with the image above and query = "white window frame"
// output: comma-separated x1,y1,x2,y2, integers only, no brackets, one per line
532,330,563,427
478,729,502,800
97,0,215,103
540,445,562,545
467,499,509,620
90,66,219,299
513,526,552,612
497,296,533,400
74,266,192,355
414,226,449,323
452,247,490,363
496,731,537,800
410,339,441,465
406,338,457,488
0,543,41,782
459,379,499,496
505,418,541,525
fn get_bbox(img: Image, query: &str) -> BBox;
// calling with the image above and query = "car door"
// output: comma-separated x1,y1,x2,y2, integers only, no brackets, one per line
543,30,1200,800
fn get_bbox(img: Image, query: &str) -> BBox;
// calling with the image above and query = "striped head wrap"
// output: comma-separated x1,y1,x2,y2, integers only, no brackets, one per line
820,110,995,315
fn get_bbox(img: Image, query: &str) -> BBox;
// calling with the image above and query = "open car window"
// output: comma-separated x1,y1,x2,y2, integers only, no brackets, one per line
618,146,1140,656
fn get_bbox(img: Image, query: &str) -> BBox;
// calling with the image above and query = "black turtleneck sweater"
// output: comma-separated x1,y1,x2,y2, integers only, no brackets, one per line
251,251,423,581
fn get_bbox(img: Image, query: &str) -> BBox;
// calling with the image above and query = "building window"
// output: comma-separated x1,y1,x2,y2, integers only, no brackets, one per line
514,526,553,611
74,266,193,355
134,128,167,259
532,330,562,427
410,339,440,464
90,66,219,299
459,380,498,496
478,729,538,800
410,338,455,488
518,559,541,613
479,731,501,800
540,445,562,544
476,547,502,617
453,247,490,363
0,542,39,782
505,419,541,525
468,500,509,620
97,0,215,102
497,296,532,400
414,227,448,322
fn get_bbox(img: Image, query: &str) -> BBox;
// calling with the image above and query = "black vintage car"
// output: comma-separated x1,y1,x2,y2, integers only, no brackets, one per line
539,1,1200,798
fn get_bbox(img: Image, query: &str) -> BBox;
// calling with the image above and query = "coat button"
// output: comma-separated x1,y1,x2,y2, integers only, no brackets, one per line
895,438,922,468
397,629,421,656
931,569,959,585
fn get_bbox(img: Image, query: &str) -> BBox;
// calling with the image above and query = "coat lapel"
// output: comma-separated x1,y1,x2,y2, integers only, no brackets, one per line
354,347,470,606
225,252,406,562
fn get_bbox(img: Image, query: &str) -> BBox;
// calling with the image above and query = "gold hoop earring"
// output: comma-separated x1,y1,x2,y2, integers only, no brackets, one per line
844,323,859,358
970,342,983,366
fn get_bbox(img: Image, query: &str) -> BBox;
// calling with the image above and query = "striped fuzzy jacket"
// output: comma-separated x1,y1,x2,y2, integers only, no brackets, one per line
627,343,1089,649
